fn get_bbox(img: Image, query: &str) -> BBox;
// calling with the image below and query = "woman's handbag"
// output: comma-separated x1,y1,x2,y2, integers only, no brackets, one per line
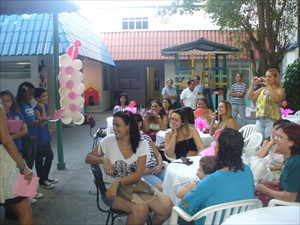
117,180,157,204
256,183,281,207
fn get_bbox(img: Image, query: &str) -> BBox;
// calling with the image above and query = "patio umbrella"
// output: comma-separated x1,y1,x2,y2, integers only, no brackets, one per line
0,0,79,170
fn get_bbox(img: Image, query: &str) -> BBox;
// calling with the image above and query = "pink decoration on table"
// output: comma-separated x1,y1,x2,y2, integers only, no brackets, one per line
200,141,216,156
129,101,136,107
280,108,293,118
195,117,208,131
125,106,137,114
195,108,204,117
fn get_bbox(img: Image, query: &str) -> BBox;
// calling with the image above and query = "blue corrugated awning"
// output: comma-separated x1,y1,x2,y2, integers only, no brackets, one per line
0,12,115,66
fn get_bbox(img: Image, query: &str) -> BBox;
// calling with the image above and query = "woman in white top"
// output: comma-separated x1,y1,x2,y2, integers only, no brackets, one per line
85,110,172,225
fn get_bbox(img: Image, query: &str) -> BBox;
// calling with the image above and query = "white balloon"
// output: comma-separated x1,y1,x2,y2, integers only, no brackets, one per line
74,96,84,107
60,96,71,107
59,87,70,97
72,112,84,125
58,72,70,82
61,116,72,125
60,54,72,67
72,71,83,82
72,83,85,94
72,59,83,70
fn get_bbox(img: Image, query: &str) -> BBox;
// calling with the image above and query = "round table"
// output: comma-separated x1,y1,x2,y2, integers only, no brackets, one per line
163,156,201,205
156,129,214,148
222,206,300,225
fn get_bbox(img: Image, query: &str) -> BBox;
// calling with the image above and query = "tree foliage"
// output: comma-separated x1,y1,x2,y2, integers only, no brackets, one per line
283,59,300,112
158,0,298,76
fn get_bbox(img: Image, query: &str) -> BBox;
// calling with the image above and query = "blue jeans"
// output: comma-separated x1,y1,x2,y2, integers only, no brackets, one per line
142,168,166,187
232,104,246,127
255,118,274,140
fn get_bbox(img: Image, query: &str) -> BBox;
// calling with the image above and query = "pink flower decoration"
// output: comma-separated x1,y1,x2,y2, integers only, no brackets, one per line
195,117,208,131
280,108,293,118
68,91,79,100
125,106,137,114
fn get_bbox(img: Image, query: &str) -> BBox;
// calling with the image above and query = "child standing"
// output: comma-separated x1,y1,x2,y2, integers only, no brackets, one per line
34,88,57,189
176,156,216,199
16,82,43,203
0,90,28,154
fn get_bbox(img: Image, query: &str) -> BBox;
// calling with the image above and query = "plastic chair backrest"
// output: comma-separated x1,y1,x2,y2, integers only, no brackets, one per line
239,124,256,139
169,199,263,225
244,133,263,148
106,117,114,135
268,199,300,207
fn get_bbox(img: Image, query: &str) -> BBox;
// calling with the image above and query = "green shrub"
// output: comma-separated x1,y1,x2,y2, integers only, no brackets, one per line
283,59,300,112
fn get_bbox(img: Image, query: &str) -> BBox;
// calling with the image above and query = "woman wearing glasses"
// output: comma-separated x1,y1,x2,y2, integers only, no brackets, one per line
85,110,172,225
256,123,300,204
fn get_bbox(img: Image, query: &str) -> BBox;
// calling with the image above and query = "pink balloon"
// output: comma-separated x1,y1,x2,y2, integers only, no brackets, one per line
195,108,204,117
65,66,75,74
66,80,75,89
129,101,136,107
66,45,79,60
69,103,82,113
282,101,288,108
74,40,81,47
68,91,78,100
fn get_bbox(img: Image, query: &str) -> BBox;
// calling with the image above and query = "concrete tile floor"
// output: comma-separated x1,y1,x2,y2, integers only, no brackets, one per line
0,111,129,225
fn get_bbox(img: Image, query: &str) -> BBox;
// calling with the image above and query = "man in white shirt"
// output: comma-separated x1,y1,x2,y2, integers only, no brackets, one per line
180,80,198,110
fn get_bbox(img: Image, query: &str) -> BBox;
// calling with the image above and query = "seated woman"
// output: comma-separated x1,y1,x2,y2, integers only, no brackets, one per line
194,96,213,124
178,128,255,225
165,108,205,159
113,92,129,114
135,114,165,192
255,119,290,180
209,100,238,136
85,111,172,225
162,98,174,127
142,100,168,142
182,106,195,127
201,100,238,156
256,123,300,204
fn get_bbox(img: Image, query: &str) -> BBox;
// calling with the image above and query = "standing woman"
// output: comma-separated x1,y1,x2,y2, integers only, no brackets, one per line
113,92,129,114
143,100,168,142
256,123,300,203
161,79,178,109
247,68,285,140
0,105,33,225
162,98,174,127
165,108,205,159
16,82,40,170
209,100,238,136
85,111,172,225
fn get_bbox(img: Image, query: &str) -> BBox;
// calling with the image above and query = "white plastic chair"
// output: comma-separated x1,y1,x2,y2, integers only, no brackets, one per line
106,116,114,135
268,199,300,207
239,124,256,139
243,132,263,157
294,110,300,116
169,199,263,225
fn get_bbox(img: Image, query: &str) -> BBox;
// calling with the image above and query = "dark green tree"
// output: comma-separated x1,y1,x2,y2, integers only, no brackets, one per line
283,59,300,111
158,0,298,76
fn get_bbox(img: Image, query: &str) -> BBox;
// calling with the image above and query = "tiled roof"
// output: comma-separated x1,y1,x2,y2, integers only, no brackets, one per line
0,12,115,66
100,30,251,61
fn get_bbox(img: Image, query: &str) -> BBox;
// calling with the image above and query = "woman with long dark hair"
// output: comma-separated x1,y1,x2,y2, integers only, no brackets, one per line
85,111,172,225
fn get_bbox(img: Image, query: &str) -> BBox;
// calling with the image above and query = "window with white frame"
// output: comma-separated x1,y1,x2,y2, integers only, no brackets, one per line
122,17,148,30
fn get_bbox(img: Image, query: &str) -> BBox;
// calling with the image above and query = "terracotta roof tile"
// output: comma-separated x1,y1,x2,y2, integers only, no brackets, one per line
100,30,253,61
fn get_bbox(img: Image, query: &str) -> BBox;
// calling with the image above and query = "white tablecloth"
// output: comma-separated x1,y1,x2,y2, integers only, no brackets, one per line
284,115,300,124
222,206,300,225
156,129,214,148
163,156,202,205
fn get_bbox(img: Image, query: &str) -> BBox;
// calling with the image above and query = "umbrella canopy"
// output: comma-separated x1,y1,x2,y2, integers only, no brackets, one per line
0,0,79,15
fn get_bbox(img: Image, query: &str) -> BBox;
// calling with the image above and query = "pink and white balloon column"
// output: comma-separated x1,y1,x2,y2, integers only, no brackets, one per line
58,40,85,125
